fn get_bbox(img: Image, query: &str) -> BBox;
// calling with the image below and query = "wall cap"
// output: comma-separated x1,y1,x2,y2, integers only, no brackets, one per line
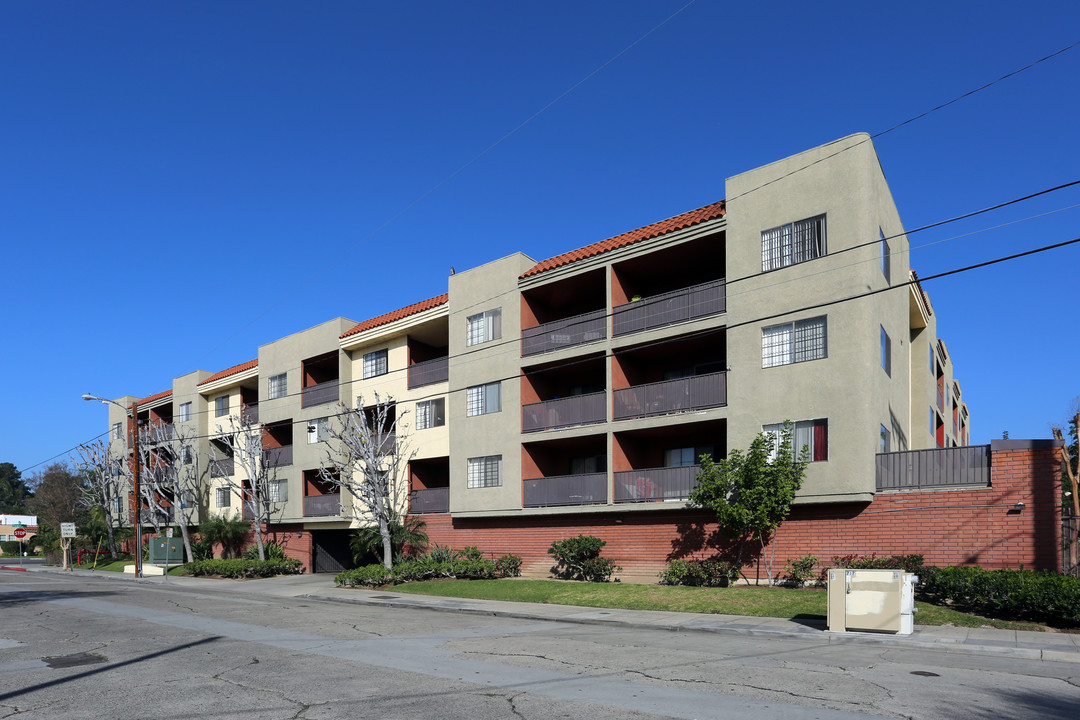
991,439,1063,451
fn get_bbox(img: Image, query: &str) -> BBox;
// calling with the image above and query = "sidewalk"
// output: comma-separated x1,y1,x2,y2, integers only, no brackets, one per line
10,564,1080,664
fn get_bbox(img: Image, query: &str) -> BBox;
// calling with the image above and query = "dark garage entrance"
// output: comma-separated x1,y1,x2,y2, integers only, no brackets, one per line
311,529,355,574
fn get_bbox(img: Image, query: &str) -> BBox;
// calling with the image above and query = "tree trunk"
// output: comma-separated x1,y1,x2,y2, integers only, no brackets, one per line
379,516,393,569
105,517,118,560
251,501,265,561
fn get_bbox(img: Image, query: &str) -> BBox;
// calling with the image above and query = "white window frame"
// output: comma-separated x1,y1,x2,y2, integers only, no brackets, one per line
467,455,502,488
762,419,828,462
761,316,827,368
466,309,501,346
178,402,192,423
415,398,446,430
215,487,231,508
363,349,388,379
112,422,123,440
267,479,288,503
466,382,501,416
214,395,230,418
761,215,826,271
307,417,330,444
268,373,287,400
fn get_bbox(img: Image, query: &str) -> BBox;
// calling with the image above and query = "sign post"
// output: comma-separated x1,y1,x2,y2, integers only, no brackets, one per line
13,526,26,568
60,523,76,571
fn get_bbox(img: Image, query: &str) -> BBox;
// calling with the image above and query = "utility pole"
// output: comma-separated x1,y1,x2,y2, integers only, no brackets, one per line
130,401,143,579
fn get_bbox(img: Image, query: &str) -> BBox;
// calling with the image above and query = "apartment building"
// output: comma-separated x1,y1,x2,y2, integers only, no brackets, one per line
103,133,972,572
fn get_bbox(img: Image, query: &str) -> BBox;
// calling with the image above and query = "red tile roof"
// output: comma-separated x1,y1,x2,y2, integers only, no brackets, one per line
341,294,449,339
521,200,726,279
136,389,172,407
197,359,259,387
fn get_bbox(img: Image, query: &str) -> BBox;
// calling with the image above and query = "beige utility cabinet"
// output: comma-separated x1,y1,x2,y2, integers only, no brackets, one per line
827,569,918,635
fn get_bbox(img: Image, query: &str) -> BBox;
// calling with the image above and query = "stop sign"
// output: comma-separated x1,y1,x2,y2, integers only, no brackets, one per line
13,528,26,539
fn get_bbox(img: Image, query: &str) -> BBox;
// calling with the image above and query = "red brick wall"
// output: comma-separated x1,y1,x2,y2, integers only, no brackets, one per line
420,441,1062,581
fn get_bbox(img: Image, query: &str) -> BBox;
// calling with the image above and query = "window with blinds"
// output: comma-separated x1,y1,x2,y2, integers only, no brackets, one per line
761,215,826,271
762,316,827,367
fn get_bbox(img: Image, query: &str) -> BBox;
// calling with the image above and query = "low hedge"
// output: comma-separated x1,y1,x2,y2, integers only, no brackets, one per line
658,558,739,587
917,566,1080,627
336,554,522,588
186,558,305,579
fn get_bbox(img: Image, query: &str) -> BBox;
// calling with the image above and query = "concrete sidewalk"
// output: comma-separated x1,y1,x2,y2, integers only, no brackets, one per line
10,564,1080,665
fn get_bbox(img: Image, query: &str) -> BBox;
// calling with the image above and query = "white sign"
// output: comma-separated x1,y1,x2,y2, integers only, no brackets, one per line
60,523,76,538
166,528,173,538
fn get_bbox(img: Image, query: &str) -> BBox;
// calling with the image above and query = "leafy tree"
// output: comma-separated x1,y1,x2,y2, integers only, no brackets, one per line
0,462,31,514
198,513,251,559
688,423,807,584
349,511,428,566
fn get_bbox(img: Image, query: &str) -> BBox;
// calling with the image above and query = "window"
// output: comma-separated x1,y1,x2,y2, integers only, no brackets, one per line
466,382,501,416
215,395,230,417
763,419,828,462
761,215,826,271
880,229,890,282
111,497,122,517
182,446,194,465
415,398,445,430
267,479,288,503
268,373,287,399
664,446,714,467
467,455,502,488
762,316,827,367
363,349,388,379
569,455,607,474
880,326,891,376
930,344,934,373
880,424,890,454
112,422,122,440
177,402,192,423
466,309,501,346
307,417,330,444
215,487,231,508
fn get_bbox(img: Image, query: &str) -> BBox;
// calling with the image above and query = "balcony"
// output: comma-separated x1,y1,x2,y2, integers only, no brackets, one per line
304,493,341,517
211,458,234,478
263,445,293,468
408,357,449,389
614,466,699,503
523,473,607,508
522,392,606,432
876,445,990,491
410,487,449,514
612,279,725,337
613,371,727,421
302,379,339,408
522,308,607,357
241,404,259,424
242,503,254,521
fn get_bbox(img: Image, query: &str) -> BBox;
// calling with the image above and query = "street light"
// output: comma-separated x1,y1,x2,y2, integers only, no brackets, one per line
83,393,142,579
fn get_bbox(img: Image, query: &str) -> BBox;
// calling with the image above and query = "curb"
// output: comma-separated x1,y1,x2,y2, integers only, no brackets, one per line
1,566,27,572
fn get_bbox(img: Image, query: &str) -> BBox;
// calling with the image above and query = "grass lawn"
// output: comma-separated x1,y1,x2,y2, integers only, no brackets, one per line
391,579,1055,633
73,559,189,576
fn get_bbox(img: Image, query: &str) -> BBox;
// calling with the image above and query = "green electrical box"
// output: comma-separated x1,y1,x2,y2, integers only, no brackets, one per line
148,536,185,564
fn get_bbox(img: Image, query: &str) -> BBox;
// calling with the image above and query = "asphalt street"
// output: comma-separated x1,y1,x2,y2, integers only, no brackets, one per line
0,569,1078,719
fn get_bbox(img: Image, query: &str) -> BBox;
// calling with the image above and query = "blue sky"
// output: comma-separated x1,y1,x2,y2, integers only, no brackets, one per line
3,1,1078,476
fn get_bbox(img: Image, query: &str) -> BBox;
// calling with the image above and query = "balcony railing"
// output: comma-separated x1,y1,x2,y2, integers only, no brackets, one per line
304,493,341,517
522,391,606,432
242,504,254,521
614,465,699,503
612,279,725,337
210,458,234,478
613,371,727,421
523,473,607,508
408,357,449,389
521,308,607,357
410,487,449,514
263,445,293,468
937,385,945,412
876,445,990,491
302,378,340,408
242,404,259,424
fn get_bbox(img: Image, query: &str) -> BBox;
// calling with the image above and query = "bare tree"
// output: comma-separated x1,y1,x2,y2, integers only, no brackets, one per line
1052,407,1080,573
320,394,414,569
73,439,129,559
137,422,202,562
213,412,285,561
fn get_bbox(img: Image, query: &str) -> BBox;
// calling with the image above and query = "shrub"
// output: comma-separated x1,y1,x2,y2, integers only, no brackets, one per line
830,553,924,575
782,555,818,588
199,514,251,559
187,558,304,579
335,551,525,588
917,566,1080,626
0,541,23,556
242,542,286,561
191,535,214,562
494,553,523,578
658,558,738,587
426,544,457,563
548,535,619,582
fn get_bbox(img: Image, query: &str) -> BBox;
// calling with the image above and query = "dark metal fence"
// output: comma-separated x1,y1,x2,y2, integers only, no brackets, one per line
1063,515,1079,578
522,391,606,432
242,404,259,424
410,487,450,514
612,279,725,337
210,458,234,478
875,445,991,491
304,493,341,517
613,465,699,503
263,445,293,468
302,379,340,408
521,308,607,357
613,371,726,421
408,357,449,388
523,473,607,508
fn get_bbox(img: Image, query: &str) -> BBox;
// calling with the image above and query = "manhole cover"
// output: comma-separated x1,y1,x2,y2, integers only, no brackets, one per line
910,671,940,677
370,595,399,600
44,653,107,669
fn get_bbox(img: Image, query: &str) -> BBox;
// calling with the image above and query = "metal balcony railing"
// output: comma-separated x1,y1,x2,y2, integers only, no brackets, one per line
614,465,700,503
523,473,607,508
263,445,293,468
409,487,450,514
875,445,990,491
242,404,259,424
522,391,606,432
408,357,449,389
612,279,725,337
302,379,340,408
613,371,726,421
521,308,607,357
210,458,234,478
304,493,341,517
